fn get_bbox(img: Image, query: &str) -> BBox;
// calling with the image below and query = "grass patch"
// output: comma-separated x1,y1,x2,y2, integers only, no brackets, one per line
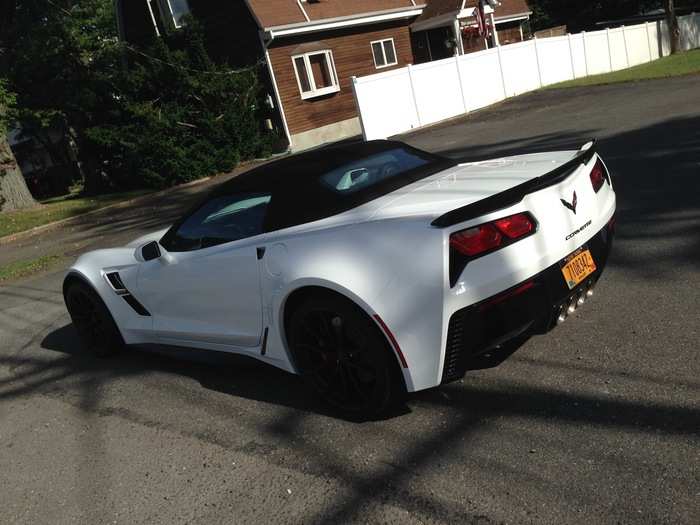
0,254,65,283
0,190,150,238
547,48,700,89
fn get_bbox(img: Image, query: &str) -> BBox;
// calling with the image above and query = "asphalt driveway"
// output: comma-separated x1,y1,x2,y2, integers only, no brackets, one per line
1,75,699,524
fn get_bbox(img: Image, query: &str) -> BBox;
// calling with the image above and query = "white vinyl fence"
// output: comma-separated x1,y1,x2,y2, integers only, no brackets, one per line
352,14,700,140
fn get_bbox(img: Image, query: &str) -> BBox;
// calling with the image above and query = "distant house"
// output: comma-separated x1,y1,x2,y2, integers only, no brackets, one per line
411,0,533,62
115,1,424,152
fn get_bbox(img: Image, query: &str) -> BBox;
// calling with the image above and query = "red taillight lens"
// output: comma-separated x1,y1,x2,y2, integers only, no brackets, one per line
590,159,606,193
450,224,502,256
450,213,536,258
494,213,535,239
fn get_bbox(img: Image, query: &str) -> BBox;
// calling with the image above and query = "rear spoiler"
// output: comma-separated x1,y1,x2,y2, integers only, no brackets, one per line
431,140,598,228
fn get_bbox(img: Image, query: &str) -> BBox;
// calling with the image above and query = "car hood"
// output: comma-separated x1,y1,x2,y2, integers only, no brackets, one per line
368,150,581,220
126,228,169,248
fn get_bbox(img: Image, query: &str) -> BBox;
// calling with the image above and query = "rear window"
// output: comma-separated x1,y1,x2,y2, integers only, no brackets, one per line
319,148,432,194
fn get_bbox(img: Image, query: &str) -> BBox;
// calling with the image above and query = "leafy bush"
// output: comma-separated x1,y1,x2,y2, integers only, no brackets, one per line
84,22,274,190
2,2,275,195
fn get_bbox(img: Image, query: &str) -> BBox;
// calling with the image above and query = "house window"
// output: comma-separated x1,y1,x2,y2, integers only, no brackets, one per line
291,50,340,100
371,38,398,69
164,0,190,28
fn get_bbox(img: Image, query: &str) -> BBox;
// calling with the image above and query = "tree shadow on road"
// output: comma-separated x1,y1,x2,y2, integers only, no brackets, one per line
0,285,696,523
2,112,700,522
2,320,686,523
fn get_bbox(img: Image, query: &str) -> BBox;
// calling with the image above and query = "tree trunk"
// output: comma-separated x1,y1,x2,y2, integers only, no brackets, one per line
0,133,39,212
664,0,681,54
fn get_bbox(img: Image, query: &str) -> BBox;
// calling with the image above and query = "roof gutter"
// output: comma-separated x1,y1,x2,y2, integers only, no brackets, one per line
263,5,425,40
411,5,495,32
494,11,533,23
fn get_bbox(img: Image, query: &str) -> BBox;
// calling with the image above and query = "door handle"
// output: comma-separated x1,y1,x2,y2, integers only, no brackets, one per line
256,247,266,260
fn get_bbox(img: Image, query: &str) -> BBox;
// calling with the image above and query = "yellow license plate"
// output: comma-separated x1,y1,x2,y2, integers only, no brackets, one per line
561,249,597,289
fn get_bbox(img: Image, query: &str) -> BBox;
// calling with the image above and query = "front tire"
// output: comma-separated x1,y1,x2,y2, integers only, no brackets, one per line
65,281,124,357
288,293,405,418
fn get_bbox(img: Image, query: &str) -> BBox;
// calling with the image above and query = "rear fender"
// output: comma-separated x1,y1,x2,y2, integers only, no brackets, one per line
261,218,446,392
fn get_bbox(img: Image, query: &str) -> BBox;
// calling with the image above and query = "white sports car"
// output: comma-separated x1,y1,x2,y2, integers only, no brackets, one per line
64,140,616,416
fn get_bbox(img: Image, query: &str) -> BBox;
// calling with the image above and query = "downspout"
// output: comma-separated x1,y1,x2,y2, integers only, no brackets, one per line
490,13,499,46
453,18,464,54
258,32,293,151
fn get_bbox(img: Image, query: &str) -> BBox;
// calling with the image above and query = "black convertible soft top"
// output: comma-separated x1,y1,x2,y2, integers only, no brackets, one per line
211,140,455,232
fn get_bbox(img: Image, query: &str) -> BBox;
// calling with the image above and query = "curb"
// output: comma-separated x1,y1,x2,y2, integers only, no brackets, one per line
0,155,278,247
0,176,214,246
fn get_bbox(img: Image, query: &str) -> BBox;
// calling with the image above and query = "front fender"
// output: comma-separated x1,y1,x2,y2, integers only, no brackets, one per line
65,248,152,344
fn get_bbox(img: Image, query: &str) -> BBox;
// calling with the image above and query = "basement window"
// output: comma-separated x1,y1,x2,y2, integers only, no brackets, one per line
371,38,397,69
291,50,340,100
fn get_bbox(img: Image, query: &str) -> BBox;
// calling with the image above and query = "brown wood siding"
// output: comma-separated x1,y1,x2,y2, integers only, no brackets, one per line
497,21,526,45
268,21,414,135
462,33,488,54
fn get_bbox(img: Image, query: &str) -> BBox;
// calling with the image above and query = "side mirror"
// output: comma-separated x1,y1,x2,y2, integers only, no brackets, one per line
141,241,161,262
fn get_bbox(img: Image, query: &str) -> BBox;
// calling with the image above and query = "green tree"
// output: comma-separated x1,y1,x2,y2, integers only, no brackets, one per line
1,0,120,193
529,1,664,33
83,20,272,190
664,0,681,53
1,1,272,195
0,78,38,212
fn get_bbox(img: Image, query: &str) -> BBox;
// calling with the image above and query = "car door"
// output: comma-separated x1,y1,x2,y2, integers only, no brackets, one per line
136,192,271,349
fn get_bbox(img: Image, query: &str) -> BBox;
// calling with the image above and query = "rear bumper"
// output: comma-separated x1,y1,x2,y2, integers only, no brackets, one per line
442,221,614,384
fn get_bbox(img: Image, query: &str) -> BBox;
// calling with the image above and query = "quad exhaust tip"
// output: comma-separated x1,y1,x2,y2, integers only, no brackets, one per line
557,281,595,325
557,308,567,324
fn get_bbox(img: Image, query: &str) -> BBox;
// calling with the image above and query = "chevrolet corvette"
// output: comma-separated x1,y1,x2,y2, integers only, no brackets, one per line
64,140,616,416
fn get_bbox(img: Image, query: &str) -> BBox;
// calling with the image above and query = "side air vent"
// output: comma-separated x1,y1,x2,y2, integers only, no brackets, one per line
104,271,151,317
122,294,151,317
105,272,127,293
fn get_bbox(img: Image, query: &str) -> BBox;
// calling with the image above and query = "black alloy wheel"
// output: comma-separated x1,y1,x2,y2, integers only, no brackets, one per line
289,294,404,418
65,281,124,357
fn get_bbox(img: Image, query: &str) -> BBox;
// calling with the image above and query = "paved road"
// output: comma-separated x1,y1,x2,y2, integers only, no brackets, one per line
1,76,699,524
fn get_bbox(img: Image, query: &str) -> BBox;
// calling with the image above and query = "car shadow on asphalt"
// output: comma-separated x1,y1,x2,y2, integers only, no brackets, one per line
39,323,412,422
37,323,700,437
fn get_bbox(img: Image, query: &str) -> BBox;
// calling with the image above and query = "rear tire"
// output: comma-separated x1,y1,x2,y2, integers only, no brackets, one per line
288,293,405,418
65,281,124,357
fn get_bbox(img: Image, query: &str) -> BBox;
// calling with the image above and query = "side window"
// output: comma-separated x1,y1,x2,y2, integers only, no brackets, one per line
371,38,398,69
161,0,190,29
291,50,340,99
163,193,271,252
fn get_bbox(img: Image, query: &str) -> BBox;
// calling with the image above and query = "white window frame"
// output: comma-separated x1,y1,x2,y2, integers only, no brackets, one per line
291,50,340,100
161,0,190,29
146,0,162,36
371,38,398,69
